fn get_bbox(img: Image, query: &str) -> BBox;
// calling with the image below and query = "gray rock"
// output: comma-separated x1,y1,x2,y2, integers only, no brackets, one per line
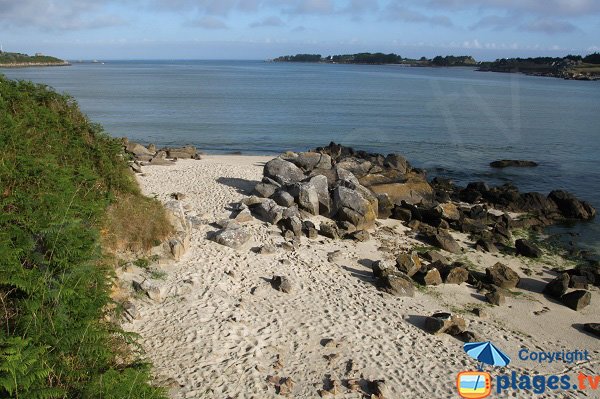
475,238,498,253
211,227,251,249
372,260,395,279
423,268,443,286
561,290,591,311
289,182,320,215
272,190,295,207
376,193,394,219
347,229,370,242
254,181,279,198
272,276,293,293
384,153,409,174
543,273,570,298
320,222,340,240
486,262,520,289
332,186,378,230
486,290,506,306
252,199,286,225
395,252,421,277
264,157,305,185
428,229,461,254
444,266,469,285
126,142,154,157
234,208,254,223
123,301,140,320
288,152,332,171
424,313,465,335
169,238,186,260
377,273,415,297
130,162,142,173
422,250,449,264
278,216,303,238
308,175,331,215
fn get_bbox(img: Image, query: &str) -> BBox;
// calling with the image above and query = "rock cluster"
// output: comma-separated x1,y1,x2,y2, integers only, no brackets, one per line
543,269,597,311
122,139,203,172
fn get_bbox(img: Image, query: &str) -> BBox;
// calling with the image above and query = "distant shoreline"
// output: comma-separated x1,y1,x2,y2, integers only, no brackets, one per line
0,62,71,68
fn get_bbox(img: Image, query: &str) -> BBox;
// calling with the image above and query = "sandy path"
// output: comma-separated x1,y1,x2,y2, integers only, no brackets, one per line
122,155,599,399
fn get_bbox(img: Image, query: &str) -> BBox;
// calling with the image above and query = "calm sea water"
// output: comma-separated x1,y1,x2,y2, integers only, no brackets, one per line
3,60,599,255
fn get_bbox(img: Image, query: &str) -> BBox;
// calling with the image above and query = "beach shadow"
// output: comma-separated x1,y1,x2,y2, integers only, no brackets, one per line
470,292,488,302
517,277,549,293
404,314,429,332
357,258,374,268
216,177,259,195
572,323,599,339
341,265,375,285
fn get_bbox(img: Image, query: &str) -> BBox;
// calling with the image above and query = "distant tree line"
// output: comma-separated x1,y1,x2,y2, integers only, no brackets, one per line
0,51,65,65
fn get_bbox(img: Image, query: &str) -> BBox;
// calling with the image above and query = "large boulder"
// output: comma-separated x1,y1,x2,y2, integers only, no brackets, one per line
515,239,542,258
548,190,596,220
368,178,434,206
308,175,331,215
332,186,378,230
561,290,591,311
126,142,154,157
444,266,469,285
286,152,332,171
384,154,409,174
251,199,286,225
289,182,320,215
395,252,421,277
254,177,280,198
264,157,305,185
427,229,461,254
543,273,570,298
210,226,250,249
377,273,415,297
486,262,520,289
376,193,394,219
166,146,198,159
423,268,443,286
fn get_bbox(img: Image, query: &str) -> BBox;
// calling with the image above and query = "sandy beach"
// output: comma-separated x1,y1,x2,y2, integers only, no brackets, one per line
121,155,600,399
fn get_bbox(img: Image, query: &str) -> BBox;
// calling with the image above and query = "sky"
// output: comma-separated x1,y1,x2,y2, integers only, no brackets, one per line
1,0,599,60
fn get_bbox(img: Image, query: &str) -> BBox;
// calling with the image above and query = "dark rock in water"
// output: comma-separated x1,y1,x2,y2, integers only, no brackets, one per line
515,239,542,258
543,273,570,298
423,268,443,286
561,290,591,311
264,157,305,185
395,252,421,277
486,290,506,306
486,262,520,289
319,222,340,240
377,273,415,297
583,323,600,338
516,192,558,215
426,229,461,254
272,276,293,293
490,160,539,168
548,190,596,220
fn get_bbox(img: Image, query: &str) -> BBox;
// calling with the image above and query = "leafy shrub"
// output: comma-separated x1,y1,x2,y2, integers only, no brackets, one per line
0,75,167,398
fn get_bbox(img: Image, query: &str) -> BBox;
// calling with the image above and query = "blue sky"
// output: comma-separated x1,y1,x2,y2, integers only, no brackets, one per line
1,0,599,60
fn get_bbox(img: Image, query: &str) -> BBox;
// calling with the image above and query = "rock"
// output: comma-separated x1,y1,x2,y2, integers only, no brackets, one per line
272,190,295,207
302,220,319,239
515,239,542,258
332,186,378,230
543,273,570,298
242,195,267,207
384,153,409,174
422,250,449,264
472,307,488,319
254,179,280,198
424,313,465,335
486,290,506,306
486,262,520,289
319,222,340,240
369,178,434,206
347,229,370,242
490,160,539,168
459,218,487,234
427,229,461,254
130,162,142,173
548,190,596,220
475,238,498,253
264,157,306,185
234,208,253,223
583,323,600,337
327,250,343,263
570,275,590,290
133,280,165,303
287,152,332,171
423,268,443,286
561,290,591,311
372,260,395,279
272,276,293,294
308,175,331,215
395,252,421,277
166,146,198,159
437,203,461,221
211,227,250,249
169,238,186,260
252,199,286,225
258,244,277,255
444,266,469,285
377,273,415,297
289,181,320,215
376,193,394,219
123,301,140,320
278,216,303,238
391,206,412,222
125,142,154,157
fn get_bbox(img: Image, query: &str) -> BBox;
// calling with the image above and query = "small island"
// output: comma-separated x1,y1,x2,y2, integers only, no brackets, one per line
0,51,70,68
272,52,477,66
478,53,600,80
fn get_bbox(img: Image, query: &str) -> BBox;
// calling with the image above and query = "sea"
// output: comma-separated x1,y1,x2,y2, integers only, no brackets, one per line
3,60,599,256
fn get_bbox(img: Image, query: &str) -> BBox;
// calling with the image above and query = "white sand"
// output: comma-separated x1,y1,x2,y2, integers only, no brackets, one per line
122,155,600,399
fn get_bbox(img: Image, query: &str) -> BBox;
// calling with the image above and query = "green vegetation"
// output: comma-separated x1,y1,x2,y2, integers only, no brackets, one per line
430,55,476,66
478,53,600,80
0,75,170,398
273,54,322,62
0,52,67,66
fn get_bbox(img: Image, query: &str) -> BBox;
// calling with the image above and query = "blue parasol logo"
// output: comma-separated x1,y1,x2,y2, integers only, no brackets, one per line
464,341,511,371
